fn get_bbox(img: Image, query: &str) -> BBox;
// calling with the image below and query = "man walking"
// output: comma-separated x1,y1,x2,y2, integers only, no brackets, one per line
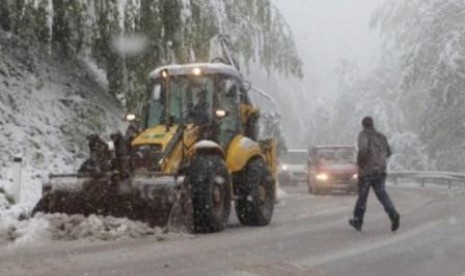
349,116,400,232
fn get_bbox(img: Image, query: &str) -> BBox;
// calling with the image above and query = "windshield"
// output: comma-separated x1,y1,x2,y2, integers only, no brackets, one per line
147,75,214,126
315,148,356,165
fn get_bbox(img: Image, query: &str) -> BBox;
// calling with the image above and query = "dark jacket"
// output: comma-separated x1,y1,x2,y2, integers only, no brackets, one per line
357,127,391,177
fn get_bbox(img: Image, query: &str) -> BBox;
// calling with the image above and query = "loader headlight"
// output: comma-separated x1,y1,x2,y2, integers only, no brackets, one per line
215,109,227,118
280,164,288,171
192,67,202,76
108,141,115,151
351,174,358,180
316,173,329,181
161,70,168,78
125,113,136,122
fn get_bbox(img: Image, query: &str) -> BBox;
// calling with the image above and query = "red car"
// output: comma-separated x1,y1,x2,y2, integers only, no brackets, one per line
307,145,358,195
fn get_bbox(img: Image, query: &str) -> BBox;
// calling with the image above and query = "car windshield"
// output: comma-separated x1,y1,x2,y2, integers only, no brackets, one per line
316,148,356,165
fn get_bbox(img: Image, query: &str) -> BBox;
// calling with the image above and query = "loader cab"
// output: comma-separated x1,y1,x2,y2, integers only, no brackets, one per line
146,64,244,147
145,74,215,127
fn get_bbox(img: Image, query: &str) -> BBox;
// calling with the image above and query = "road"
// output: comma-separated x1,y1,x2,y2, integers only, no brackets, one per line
1,184,465,276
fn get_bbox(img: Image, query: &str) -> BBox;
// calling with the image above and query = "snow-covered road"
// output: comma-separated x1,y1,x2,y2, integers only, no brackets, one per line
1,185,464,276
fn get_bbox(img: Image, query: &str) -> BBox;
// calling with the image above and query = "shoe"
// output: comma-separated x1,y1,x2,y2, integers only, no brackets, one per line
349,218,362,231
391,214,400,232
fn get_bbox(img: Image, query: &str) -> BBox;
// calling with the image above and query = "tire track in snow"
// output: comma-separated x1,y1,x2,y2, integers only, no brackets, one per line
233,260,323,276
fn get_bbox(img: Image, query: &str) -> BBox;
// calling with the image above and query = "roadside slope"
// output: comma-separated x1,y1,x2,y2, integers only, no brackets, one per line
0,30,125,207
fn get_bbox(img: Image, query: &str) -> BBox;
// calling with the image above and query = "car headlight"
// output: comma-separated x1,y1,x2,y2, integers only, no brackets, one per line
281,164,288,171
351,174,358,180
316,173,329,181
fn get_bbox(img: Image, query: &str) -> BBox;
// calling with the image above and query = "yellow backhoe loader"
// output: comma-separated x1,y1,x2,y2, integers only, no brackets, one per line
33,61,278,233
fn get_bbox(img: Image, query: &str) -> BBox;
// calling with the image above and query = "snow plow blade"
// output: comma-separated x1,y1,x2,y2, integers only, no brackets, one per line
32,173,193,233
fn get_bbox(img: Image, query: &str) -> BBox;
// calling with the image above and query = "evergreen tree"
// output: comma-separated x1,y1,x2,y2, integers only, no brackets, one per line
52,0,71,53
0,0,11,31
2,0,303,113
34,0,51,45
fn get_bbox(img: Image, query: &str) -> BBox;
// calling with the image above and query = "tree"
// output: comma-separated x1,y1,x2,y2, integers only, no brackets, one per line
372,0,465,170
2,0,303,118
0,0,11,31
52,0,71,53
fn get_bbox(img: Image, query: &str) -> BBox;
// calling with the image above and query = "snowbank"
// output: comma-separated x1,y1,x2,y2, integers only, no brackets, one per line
0,213,191,245
0,192,10,212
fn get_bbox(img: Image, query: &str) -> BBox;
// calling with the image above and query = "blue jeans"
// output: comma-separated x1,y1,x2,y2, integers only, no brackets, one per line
353,173,398,224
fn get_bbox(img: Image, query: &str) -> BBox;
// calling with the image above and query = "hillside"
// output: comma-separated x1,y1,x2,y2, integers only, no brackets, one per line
0,29,125,208
0,0,304,212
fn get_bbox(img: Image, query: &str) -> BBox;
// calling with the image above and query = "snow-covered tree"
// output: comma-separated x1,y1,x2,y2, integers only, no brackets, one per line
372,0,465,170
389,132,429,171
0,0,302,112
314,47,433,171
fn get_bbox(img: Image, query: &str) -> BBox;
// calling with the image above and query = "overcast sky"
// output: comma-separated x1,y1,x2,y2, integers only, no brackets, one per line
273,0,384,92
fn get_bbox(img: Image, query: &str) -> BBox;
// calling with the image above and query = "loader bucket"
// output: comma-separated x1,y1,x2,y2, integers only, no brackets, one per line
32,173,194,233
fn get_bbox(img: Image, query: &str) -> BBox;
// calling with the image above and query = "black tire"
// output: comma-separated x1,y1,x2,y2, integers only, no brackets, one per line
187,155,231,233
235,158,274,226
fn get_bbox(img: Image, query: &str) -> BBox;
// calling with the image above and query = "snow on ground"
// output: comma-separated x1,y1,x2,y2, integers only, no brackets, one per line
0,213,192,246
0,30,191,246
277,187,288,199
0,192,10,212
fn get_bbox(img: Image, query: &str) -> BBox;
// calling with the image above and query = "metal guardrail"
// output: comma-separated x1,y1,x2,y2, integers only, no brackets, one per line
387,171,465,189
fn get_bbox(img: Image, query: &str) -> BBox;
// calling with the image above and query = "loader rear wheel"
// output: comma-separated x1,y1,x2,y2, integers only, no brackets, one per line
187,155,231,233
235,158,274,226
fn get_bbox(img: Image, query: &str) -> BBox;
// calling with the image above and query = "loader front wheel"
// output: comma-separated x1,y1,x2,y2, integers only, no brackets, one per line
187,155,231,233
235,158,274,226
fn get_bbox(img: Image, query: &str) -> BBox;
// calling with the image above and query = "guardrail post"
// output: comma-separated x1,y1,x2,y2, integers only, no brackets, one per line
12,155,23,203
448,180,452,189
420,178,425,188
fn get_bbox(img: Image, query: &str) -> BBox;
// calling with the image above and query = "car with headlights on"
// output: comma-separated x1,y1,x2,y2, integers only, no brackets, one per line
277,149,308,185
307,145,358,195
